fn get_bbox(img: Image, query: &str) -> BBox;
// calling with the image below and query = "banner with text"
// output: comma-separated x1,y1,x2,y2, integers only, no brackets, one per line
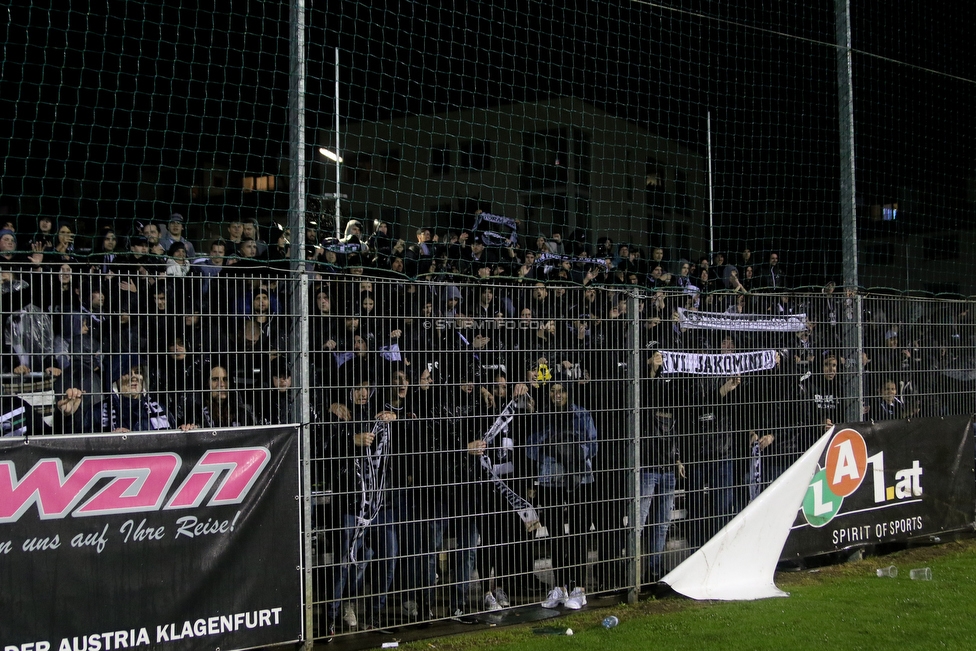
678,308,808,332
781,416,974,560
660,350,778,375
0,425,302,651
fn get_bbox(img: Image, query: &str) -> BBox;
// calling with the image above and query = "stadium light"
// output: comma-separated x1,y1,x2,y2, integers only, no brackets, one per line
318,148,343,163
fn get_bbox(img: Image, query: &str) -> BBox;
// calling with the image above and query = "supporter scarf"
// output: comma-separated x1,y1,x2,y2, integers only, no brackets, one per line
324,242,363,254
473,212,519,247
481,400,541,532
660,350,778,375
677,307,808,332
347,418,392,564
100,393,172,432
534,252,611,273
0,402,28,437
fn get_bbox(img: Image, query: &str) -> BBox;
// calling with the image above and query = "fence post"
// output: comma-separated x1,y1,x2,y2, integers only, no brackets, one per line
835,0,859,290
286,0,312,645
296,272,313,648
853,292,865,424
627,290,643,603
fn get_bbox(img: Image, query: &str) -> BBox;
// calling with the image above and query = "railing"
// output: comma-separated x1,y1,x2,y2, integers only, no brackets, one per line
3,266,974,642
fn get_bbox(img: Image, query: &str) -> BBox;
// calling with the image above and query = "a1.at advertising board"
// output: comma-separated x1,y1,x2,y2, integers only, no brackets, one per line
0,425,302,651
782,415,975,559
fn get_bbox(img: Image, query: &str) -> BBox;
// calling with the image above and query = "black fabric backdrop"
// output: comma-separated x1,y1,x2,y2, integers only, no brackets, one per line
0,425,301,650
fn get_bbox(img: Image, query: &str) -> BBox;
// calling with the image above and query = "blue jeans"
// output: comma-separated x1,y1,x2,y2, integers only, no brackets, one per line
448,516,479,611
708,456,737,531
639,469,676,576
397,497,444,609
329,507,398,620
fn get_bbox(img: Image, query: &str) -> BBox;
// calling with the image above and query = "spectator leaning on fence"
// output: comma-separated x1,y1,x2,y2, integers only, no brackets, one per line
527,376,597,612
91,355,191,433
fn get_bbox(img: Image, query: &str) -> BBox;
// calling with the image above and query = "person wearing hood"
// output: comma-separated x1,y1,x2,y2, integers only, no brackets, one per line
263,223,293,276
366,219,395,267
438,283,464,321
339,219,366,246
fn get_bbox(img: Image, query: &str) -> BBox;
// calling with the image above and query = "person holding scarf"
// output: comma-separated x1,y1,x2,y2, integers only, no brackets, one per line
323,361,398,637
84,354,193,433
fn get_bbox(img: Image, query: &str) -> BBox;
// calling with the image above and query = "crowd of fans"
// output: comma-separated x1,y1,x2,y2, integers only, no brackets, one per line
2,212,975,636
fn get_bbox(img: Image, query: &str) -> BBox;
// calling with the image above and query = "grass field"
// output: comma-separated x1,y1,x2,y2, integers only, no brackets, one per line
399,537,976,651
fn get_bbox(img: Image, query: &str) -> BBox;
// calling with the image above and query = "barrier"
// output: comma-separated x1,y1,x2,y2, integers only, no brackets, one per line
2,268,976,646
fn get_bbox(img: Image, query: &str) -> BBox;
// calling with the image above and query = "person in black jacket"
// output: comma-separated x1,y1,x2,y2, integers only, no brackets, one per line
323,362,398,635
395,359,445,624
639,351,685,581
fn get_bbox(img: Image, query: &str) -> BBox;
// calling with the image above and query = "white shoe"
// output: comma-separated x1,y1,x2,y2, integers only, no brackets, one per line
342,602,358,628
493,586,510,608
484,592,502,611
542,585,567,609
564,586,587,610
452,608,477,624
402,600,419,619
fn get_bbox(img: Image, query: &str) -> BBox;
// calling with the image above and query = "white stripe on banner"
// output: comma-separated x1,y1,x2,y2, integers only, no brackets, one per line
661,350,778,375
678,307,808,332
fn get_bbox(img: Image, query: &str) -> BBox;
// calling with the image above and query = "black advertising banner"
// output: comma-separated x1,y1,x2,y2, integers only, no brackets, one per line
0,426,302,651
782,416,975,560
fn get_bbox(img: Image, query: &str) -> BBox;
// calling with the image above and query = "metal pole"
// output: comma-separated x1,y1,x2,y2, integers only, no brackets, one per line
288,4,307,274
835,0,858,289
334,47,342,241
836,0,862,425
286,1,313,647
627,289,642,603
707,111,715,257
854,292,865,425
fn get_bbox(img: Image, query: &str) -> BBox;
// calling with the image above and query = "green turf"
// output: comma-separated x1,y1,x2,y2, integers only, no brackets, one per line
399,538,976,651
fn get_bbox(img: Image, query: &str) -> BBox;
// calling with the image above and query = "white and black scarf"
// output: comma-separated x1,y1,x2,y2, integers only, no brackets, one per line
480,400,540,532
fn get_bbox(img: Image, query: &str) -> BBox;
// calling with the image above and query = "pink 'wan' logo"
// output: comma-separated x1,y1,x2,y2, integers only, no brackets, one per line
0,447,271,523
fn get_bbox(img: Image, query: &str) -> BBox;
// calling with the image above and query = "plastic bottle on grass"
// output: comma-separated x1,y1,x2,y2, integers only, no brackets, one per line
602,615,619,629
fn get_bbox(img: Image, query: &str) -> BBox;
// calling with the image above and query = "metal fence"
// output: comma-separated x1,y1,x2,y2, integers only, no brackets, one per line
3,264,975,643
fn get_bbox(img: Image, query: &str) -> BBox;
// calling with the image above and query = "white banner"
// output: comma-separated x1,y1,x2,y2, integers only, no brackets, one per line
660,350,778,375
678,308,808,332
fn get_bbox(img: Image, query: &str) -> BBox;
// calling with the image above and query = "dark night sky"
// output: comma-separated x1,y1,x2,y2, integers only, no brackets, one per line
1,0,973,283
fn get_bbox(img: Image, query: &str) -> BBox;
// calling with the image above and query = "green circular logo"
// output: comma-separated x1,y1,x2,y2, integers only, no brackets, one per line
802,467,844,527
